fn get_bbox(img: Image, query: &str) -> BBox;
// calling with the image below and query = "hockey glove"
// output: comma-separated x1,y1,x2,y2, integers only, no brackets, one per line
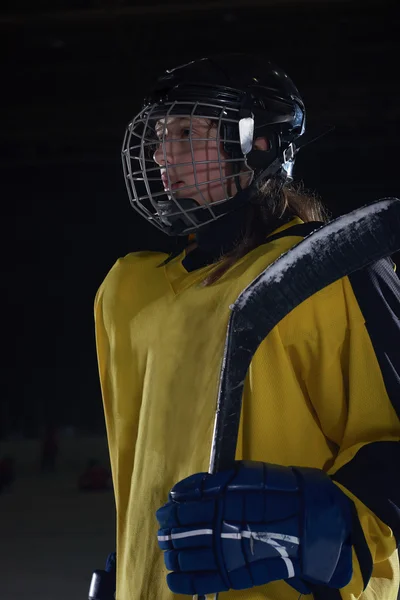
88,552,116,600
156,461,354,596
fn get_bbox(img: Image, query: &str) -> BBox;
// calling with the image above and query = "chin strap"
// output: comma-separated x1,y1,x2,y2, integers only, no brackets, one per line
155,179,260,237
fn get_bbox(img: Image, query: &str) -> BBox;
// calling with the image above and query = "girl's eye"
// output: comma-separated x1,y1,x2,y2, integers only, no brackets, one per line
182,128,191,137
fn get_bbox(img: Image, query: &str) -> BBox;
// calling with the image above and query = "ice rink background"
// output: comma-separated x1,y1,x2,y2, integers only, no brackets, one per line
0,435,115,600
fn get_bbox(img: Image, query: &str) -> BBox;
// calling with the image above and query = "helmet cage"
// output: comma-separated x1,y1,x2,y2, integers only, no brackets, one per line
122,93,304,236
122,99,256,235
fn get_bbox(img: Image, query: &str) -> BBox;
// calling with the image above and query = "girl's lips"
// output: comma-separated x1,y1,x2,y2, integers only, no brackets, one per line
170,181,184,190
162,177,184,191
161,173,184,190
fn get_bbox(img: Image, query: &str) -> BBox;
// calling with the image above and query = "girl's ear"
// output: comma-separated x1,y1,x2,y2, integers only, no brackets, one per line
253,137,269,151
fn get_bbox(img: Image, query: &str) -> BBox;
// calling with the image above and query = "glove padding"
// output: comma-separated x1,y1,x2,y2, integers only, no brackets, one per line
156,461,353,596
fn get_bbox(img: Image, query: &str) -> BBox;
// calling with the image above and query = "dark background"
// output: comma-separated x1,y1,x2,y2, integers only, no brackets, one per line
1,0,399,437
1,3,399,599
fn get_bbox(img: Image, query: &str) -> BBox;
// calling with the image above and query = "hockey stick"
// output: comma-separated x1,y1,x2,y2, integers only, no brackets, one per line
210,197,400,472
196,198,400,600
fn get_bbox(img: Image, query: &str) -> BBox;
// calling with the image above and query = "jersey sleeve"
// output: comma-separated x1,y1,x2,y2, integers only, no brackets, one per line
303,258,400,598
94,275,116,478
94,260,127,507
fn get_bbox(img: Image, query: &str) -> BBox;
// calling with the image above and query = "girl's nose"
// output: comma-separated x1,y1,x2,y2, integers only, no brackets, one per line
153,139,174,166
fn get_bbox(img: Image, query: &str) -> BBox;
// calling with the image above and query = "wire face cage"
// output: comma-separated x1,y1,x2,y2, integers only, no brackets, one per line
121,100,254,236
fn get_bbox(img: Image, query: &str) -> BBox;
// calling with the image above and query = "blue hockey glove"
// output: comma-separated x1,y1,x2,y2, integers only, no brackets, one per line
88,552,116,600
156,461,354,596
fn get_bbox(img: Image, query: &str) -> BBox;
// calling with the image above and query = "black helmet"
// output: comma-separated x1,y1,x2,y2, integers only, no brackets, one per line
122,53,306,236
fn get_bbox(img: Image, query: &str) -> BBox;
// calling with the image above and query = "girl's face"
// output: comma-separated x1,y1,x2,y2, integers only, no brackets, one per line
153,117,243,206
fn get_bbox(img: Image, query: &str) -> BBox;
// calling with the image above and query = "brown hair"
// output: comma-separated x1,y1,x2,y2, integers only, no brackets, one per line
200,178,331,287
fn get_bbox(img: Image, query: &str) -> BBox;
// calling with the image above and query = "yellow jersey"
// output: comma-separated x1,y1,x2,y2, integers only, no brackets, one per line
95,218,399,600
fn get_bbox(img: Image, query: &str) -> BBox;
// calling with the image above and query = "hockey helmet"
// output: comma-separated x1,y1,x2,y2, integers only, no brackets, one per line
122,53,306,236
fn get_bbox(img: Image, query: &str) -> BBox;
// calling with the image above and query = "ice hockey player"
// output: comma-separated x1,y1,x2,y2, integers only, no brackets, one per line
94,54,400,600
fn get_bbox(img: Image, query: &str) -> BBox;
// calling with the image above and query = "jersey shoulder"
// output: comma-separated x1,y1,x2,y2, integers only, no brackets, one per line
94,250,168,311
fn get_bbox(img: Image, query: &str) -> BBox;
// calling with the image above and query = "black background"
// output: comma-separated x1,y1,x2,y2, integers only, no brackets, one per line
1,0,399,437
